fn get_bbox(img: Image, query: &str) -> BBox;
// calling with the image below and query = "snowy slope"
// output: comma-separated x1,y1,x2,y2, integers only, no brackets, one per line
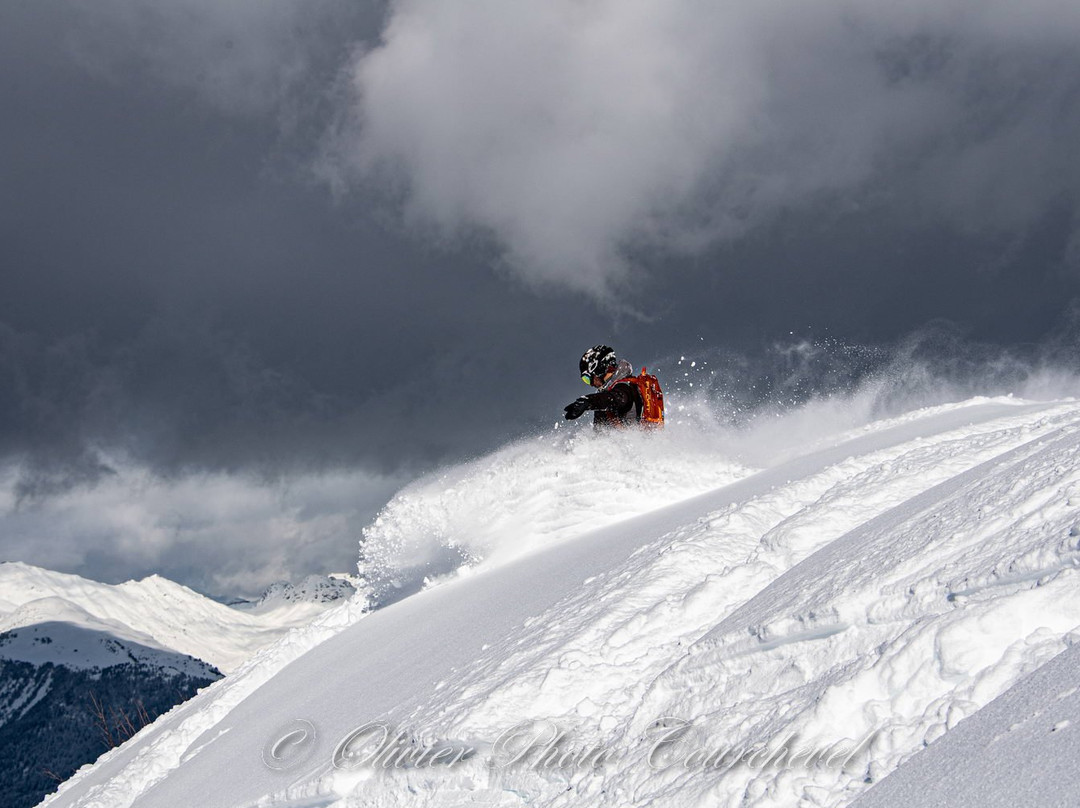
0,564,349,674
849,638,1080,808
38,397,1080,808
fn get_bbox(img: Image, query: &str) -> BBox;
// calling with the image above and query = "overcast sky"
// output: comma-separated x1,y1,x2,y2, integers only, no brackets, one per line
3,0,1080,596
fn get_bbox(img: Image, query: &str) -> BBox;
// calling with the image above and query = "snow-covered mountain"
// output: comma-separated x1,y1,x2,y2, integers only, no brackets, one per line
246,575,358,610
0,564,355,808
37,397,1080,808
0,563,354,674
0,612,214,677
0,588,222,808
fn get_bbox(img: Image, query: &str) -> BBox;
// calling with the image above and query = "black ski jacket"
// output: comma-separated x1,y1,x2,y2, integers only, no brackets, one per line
586,383,642,427
583,360,643,427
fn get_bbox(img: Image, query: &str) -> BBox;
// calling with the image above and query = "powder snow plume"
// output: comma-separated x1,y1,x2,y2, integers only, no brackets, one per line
358,417,752,607
358,334,1080,609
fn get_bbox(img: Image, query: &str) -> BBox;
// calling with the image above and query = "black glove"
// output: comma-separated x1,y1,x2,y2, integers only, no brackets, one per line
564,397,591,420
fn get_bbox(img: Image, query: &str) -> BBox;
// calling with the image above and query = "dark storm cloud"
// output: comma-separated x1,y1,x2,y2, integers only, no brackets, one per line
0,0,595,592
61,0,378,120
4,1,1080,594
324,0,1080,295
0,0,583,475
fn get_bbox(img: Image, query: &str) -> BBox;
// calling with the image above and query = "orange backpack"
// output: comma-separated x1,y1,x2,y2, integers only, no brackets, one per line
622,367,665,426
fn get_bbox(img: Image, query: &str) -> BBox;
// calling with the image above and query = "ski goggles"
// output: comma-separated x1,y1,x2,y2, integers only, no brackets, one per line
581,373,594,385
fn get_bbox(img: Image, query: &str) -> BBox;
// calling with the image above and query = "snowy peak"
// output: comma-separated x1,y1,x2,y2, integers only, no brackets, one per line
0,596,156,648
0,596,216,678
252,574,356,609
0,621,216,678
0,563,353,674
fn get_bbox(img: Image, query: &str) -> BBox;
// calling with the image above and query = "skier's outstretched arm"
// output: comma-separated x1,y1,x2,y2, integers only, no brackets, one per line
563,385,634,420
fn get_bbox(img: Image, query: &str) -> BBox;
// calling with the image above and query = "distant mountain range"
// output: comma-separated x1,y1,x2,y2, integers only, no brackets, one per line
0,562,355,808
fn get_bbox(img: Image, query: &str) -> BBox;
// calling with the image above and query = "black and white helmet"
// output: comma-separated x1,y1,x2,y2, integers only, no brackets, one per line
580,345,617,385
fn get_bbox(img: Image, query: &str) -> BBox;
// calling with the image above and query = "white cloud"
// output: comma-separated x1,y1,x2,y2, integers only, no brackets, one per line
323,0,1080,294
0,456,406,597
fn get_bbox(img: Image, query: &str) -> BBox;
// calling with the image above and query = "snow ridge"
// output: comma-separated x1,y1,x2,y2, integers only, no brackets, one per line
251,575,356,609
35,397,1080,808
0,564,344,674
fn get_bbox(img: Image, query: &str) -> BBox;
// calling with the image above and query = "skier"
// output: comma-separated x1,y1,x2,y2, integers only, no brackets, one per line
563,345,664,428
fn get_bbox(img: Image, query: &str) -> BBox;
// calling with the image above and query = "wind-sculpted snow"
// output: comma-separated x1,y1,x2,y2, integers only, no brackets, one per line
848,638,1080,808
36,396,1080,808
